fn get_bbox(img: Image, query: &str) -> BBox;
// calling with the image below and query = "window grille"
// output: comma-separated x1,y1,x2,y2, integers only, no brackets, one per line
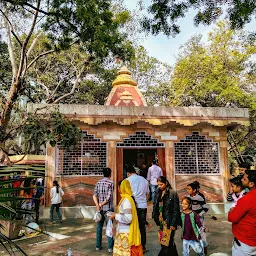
56,131,107,176
117,131,165,148
174,132,220,174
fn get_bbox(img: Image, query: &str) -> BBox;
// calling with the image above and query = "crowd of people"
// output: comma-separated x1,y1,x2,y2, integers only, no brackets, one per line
1,174,68,227
93,162,256,256
0,175,44,224
20,177,45,224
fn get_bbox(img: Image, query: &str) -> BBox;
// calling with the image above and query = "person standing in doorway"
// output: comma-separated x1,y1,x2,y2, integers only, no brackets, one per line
50,180,64,224
126,166,149,254
93,167,114,253
139,163,148,179
147,159,163,204
228,170,256,256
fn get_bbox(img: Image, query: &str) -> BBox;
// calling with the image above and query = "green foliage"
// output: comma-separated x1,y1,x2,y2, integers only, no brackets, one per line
115,10,131,25
144,82,174,106
0,40,12,97
23,38,117,104
169,22,256,108
75,67,116,105
23,41,171,105
167,21,256,166
0,0,135,162
40,0,133,59
1,0,133,59
126,45,172,105
142,0,256,36
21,112,82,151
128,46,171,89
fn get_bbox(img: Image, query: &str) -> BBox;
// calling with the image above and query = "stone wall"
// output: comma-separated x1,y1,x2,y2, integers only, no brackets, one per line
45,122,229,207
176,175,224,203
55,176,102,207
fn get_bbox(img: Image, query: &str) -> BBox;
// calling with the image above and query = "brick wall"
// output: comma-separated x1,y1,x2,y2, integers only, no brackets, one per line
56,131,107,176
174,132,219,174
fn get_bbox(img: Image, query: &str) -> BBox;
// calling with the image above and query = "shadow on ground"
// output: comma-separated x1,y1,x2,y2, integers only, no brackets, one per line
0,215,232,256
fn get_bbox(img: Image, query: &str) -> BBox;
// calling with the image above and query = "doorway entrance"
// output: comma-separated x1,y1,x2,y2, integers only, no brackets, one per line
115,131,166,201
116,147,165,202
123,148,157,179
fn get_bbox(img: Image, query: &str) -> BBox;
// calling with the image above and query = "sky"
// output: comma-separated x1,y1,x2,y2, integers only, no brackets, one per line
123,0,256,66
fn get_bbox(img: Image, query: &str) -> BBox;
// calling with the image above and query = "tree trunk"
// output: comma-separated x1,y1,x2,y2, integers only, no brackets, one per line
0,78,22,130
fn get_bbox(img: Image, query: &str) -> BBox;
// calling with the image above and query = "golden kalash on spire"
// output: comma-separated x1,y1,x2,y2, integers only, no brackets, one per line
105,66,147,106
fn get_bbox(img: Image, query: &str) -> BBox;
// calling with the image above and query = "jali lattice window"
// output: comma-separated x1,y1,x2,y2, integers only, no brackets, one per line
174,132,220,174
117,131,165,148
56,131,107,176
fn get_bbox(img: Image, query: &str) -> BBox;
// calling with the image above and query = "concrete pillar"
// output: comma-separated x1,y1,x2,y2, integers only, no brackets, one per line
45,145,56,207
107,141,117,207
165,141,176,189
220,140,229,203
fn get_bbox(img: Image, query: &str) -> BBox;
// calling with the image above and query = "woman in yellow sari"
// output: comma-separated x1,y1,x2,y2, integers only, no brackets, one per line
108,179,143,256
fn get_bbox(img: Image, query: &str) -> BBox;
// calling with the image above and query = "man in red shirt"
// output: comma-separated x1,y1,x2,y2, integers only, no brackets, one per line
228,170,256,256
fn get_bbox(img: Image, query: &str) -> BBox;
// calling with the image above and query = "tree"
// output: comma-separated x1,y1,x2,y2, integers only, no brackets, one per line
128,45,171,91
23,35,120,105
144,82,174,106
0,40,12,96
142,0,256,36
0,0,133,163
168,21,256,167
24,40,172,105
169,22,256,108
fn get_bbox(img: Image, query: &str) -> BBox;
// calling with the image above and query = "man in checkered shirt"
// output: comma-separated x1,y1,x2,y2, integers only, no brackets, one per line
93,167,114,253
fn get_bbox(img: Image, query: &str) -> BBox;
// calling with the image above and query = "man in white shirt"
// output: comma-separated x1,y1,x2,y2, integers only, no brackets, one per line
126,166,149,253
147,159,163,203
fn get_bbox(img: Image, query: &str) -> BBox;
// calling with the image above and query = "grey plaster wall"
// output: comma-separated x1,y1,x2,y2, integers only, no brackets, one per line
27,104,249,119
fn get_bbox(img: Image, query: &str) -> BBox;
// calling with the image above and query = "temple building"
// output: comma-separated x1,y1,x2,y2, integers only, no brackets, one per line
28,66,249,214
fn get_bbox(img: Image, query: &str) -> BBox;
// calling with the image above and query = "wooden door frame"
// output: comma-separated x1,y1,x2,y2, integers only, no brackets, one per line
157,148,166,176
116,148,123,203
115,147,166,203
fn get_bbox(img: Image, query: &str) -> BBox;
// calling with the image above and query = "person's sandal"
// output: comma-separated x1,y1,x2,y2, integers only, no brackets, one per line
143,248,148,253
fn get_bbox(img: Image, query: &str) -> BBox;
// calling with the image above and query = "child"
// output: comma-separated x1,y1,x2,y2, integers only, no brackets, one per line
187,182,208,255
193,181,217,221
192,181,206,201
187,183,209,219
227,176,247,208
181,197,204,256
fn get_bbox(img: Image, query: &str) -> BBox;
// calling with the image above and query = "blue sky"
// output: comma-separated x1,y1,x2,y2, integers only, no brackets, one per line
124,0,256,66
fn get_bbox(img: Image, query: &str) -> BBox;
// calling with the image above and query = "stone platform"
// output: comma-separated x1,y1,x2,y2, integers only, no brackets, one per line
40,202,227,221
